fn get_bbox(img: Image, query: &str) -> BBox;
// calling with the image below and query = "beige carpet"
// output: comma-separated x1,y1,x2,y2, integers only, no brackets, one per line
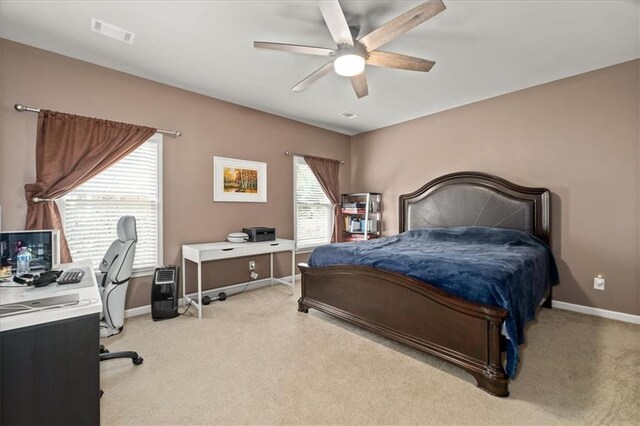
101,282,640,425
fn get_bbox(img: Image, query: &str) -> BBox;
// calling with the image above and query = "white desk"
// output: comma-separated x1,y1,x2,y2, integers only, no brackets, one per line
182,239,296,319
0,260,102,331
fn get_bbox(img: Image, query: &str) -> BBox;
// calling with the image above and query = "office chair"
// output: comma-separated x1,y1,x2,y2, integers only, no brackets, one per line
97,216,143,366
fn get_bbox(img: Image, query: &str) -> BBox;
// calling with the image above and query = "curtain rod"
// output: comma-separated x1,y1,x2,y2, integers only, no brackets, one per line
285,150,344,165
14,104,182,138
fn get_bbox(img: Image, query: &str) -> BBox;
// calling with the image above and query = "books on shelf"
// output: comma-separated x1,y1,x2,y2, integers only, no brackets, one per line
364,219,378,233
343,233,377,242
343,217,378,233
341,208,380,215
341,201,380,214
341,192,382,242
341,208,368,214
342,202,366,209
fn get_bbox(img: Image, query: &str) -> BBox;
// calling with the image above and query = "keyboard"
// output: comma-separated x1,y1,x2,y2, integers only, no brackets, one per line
58,269,84,285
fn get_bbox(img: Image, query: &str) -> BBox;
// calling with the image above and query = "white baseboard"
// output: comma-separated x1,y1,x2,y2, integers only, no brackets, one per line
124,304,152,318
125,274,301,318
552,300,640,325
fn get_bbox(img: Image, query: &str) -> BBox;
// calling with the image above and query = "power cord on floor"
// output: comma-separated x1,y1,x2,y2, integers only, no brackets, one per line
234,271,258,297
201,271,258,306
178,299,194,316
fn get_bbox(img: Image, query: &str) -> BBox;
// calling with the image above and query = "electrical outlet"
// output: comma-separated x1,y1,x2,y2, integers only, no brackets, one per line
594,274,605,291
249,260,256,271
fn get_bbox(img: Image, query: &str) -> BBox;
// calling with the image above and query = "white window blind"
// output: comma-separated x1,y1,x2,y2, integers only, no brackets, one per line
294,156,333,250
62,133,162,273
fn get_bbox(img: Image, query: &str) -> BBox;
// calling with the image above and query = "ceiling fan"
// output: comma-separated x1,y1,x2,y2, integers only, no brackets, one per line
254,0,446,99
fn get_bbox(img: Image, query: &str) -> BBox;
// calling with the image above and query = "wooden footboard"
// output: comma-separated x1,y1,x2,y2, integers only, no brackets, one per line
298,263,511,397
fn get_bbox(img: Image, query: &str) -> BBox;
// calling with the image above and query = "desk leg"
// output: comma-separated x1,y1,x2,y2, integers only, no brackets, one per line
197,261,202,319
291,250,295,295
270,252,274,286
181,256,186,307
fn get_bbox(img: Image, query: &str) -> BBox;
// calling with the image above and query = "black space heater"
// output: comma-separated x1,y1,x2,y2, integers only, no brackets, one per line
151,265,179,321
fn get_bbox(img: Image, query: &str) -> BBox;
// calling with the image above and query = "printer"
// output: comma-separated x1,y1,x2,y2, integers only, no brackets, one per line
242,227,276,242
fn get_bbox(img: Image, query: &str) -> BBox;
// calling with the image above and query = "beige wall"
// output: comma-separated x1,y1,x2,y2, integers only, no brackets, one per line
0,39,351,309
2,39,638,316
352,59,640,316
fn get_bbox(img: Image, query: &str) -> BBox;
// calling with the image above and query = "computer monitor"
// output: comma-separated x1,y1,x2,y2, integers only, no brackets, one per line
0,230,61,272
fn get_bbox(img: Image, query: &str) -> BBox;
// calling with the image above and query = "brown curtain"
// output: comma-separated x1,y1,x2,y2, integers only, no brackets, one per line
25,110,157,262
303,155,342,243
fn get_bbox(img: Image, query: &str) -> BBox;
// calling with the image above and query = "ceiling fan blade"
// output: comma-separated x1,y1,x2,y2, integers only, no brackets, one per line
292,62,335,92
254,42,336,57
367,51,435,72
359,0,446,51
350,73,368,99
318,1,354,46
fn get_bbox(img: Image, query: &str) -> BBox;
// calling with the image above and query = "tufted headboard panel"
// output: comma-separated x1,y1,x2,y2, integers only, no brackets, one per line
399,172,551,245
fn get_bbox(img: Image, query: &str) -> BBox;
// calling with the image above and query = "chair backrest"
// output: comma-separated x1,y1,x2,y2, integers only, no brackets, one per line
100,216,137,332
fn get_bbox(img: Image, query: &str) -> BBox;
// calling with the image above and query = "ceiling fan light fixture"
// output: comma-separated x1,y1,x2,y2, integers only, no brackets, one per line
254,0,446,98
334,54,365,77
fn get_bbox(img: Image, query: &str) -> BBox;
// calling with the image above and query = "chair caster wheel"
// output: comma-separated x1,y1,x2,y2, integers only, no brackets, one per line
103,349,110,354
100,390,104,398
133,357,144,365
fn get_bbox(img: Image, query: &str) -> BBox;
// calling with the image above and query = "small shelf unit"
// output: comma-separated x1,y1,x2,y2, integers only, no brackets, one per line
341,192,382,242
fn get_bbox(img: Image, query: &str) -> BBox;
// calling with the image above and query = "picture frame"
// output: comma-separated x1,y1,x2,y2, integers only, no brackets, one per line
213,156,267,203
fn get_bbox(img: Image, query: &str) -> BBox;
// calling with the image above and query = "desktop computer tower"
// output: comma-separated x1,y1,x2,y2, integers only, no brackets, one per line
151,266,179,321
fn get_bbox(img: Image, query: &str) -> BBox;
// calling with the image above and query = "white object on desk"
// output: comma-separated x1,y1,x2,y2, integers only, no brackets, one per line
227,232,249,243
0,260,102,331
182,238,296,319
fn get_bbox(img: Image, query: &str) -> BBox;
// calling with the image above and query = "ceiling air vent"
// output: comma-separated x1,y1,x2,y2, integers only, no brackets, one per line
90,18,135,44
339,111,358,119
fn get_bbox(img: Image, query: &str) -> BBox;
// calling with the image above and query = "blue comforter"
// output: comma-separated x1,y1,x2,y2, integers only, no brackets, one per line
309,226,559,378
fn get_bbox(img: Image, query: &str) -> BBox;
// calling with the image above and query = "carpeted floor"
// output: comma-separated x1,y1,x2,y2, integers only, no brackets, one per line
100,282,640,425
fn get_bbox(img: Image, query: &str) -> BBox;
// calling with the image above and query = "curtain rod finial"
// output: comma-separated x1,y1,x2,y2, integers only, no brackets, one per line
14,104,25,112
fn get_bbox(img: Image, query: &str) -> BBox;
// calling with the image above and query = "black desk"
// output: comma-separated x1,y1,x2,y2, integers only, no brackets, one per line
0,262,101,425
0,313,100,425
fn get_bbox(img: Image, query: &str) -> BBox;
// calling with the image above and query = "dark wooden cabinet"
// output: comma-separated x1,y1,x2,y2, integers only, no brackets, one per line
0,313,100,425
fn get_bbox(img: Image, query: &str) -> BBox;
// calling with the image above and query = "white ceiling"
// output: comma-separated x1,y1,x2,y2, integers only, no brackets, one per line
1,1,639,135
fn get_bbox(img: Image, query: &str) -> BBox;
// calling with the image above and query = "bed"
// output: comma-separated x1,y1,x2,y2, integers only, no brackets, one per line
297,171,558,397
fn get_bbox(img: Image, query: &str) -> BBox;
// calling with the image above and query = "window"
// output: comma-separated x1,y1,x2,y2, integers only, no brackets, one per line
294,156,333,251
62,133,162,274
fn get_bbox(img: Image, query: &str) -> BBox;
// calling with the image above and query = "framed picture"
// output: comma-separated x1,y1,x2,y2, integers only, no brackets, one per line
213,156,267,203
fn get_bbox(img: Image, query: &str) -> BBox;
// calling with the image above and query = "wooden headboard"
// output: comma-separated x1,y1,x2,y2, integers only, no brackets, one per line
399,172,551,245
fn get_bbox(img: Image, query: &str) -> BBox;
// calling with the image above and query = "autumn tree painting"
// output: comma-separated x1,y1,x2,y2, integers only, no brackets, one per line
223,167,258,193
